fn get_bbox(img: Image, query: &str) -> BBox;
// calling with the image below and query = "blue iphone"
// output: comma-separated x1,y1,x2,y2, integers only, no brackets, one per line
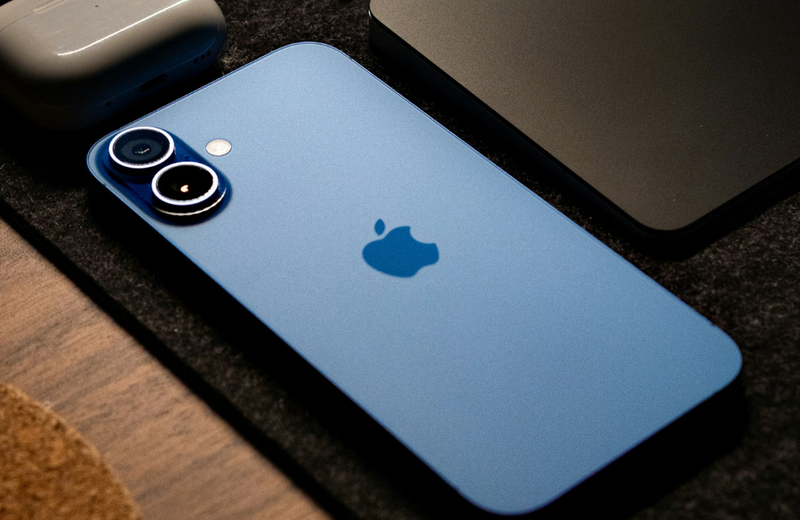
87,43,742,515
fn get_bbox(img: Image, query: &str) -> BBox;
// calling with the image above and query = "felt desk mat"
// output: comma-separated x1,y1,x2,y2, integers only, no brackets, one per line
1,1,799,518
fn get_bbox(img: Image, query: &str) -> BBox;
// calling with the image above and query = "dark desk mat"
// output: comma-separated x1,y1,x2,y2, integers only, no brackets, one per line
1,1,799,518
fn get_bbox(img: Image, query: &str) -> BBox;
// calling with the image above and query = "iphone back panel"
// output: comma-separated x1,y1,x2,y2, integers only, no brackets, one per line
87,43,741,515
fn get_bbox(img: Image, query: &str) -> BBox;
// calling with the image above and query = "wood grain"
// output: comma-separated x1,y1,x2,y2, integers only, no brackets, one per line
0,216,331,520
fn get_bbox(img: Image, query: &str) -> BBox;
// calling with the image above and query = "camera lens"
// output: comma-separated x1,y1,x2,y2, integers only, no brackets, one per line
109,126,174,176
151,162,225,217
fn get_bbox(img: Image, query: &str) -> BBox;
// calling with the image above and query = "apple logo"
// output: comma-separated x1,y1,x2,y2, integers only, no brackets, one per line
362,219,439,277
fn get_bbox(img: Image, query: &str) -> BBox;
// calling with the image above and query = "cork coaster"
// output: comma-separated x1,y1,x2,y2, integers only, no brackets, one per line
0,382,141,520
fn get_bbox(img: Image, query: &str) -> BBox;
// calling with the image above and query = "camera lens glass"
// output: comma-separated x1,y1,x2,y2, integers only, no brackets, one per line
156,164,214,201
109,127,174,175
152,162,224,217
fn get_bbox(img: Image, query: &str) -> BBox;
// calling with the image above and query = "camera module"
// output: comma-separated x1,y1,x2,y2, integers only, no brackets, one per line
151,162,225,217
109,126,175,176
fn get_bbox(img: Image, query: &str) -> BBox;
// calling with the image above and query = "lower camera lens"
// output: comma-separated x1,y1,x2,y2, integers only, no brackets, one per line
151,162,225,217
109,126,174,176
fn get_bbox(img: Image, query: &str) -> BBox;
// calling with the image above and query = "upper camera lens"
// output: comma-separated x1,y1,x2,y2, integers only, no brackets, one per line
109,126,175,176
151,162,225,217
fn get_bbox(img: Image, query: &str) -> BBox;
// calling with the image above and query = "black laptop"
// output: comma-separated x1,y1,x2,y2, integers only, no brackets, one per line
369,0,800,245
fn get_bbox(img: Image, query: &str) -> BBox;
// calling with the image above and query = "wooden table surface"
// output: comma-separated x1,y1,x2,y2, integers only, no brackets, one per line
0,215,331,520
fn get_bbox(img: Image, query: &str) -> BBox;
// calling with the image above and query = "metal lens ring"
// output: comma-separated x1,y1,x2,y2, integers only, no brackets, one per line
109,126,175,176
151,161,225,217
